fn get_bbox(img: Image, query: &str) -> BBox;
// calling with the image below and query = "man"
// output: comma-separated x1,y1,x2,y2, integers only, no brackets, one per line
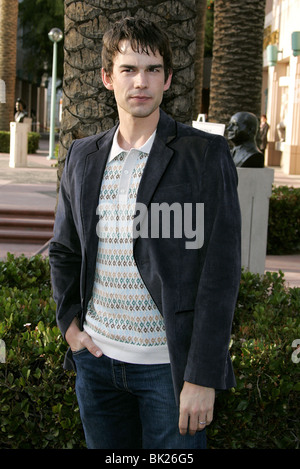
227,111,264,168
49,17,241,449
259,114,269,157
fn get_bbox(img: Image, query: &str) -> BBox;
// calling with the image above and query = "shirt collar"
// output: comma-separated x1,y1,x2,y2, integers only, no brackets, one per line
108,127,156,163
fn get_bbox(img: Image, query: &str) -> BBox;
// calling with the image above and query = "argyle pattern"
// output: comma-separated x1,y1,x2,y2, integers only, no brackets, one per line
85,151,168,356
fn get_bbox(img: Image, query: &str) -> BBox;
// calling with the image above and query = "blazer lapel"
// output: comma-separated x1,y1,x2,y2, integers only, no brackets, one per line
134,110,177,247
136,110,176,207
81,126,117,257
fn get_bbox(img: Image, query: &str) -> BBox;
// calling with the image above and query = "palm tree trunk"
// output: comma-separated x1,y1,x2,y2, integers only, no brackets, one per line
0,0,18,131
193,0,207,120
58,0,197,185
208,0,266,125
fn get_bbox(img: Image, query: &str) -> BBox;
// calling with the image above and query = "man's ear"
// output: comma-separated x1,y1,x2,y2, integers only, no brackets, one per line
102,68,114,91
163,71,173,92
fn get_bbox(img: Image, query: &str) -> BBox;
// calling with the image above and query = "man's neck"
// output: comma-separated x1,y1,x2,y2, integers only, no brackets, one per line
117,109,160,150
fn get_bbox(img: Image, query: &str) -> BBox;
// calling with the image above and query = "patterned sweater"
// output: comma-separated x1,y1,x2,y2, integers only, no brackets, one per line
83,130,170,364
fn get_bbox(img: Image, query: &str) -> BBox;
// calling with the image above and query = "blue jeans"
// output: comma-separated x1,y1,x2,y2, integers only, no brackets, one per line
73,350,206,449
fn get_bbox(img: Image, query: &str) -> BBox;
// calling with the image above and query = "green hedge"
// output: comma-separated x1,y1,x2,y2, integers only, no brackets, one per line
28,132,40,154
0,254,84,449
208,269,300,449
267,186,300,254
0,131,10,153
0,131,40,154
0,254,299,449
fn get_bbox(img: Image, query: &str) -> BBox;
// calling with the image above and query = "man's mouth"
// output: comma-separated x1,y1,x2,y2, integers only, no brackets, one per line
130,95,151,101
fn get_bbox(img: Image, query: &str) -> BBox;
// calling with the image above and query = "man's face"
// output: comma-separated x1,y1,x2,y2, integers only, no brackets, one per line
102,40,172,120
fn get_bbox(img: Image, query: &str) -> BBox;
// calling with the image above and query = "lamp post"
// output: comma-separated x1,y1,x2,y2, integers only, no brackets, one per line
47,28,63,160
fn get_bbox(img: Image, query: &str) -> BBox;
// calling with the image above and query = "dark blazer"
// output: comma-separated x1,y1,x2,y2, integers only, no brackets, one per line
49,110,241,403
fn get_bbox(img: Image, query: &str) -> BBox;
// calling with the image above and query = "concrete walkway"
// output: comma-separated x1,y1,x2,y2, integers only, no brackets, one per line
0,137,299,288
0,137,57,258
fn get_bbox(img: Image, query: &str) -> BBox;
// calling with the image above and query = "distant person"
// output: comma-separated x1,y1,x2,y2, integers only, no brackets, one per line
227,111,264,168
14,98,27,123
259,114,269,156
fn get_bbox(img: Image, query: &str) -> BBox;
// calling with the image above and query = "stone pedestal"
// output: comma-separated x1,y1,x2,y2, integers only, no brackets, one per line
23,117,32,132
237,168,274,275
9,122,28,168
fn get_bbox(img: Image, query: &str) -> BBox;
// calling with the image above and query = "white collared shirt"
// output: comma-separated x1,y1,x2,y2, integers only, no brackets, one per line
108,126,156,163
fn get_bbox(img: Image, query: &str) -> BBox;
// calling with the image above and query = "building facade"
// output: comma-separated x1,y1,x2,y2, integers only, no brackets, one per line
262,0,300,174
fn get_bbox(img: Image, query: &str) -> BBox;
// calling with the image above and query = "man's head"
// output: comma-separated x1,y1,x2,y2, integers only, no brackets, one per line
227,111,258,145
101,17,173,122
260,114,267,124
101,17,173,82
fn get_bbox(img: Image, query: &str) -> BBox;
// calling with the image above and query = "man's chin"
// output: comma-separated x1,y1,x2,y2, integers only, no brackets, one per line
130,106,159,119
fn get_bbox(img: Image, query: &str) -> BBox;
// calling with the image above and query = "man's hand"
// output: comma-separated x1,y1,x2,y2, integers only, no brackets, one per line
179,382,215,435
65,317,102,358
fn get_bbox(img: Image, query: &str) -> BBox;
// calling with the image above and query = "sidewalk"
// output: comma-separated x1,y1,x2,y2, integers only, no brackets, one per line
260,166,300,288
0,137,57,258
0,139,299,287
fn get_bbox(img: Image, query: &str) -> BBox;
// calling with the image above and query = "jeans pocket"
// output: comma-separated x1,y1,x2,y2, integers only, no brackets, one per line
72,347,88,357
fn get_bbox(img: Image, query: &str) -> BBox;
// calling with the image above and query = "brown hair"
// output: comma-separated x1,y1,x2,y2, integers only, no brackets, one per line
101,17,173,82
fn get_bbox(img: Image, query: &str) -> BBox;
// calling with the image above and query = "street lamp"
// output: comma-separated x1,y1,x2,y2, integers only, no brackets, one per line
47,28,63,160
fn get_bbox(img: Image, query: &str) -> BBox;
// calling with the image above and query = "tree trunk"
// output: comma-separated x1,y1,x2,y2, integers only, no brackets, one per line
193,0,207,120
58,0,196,186
0,0,18,131
208,0,266,125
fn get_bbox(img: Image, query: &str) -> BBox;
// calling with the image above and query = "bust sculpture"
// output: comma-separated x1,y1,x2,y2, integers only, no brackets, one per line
14,98,27,123
227,111,264,168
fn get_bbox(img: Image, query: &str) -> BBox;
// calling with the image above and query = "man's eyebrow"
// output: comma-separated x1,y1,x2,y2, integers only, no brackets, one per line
147,64,163,70
118,64,163,70
118,64,136,69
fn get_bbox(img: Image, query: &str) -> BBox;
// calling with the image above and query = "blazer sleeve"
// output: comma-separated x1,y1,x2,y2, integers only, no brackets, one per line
49,142,83,338
183,135,241,390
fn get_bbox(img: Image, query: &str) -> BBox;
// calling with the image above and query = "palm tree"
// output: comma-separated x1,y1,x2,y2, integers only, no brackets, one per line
0,0,19,131
58,0,198,184
193,0,207,119
208,0,266,125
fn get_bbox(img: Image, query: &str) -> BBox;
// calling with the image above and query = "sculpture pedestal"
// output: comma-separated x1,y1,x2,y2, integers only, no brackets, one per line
237,168,274,275
9,122,28,168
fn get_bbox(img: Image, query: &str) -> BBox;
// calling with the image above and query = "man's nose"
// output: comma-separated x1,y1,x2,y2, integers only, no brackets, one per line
134,72,148,88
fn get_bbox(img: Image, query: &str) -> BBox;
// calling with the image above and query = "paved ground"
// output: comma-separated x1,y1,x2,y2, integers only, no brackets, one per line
0,138,299,288
0,138,57,258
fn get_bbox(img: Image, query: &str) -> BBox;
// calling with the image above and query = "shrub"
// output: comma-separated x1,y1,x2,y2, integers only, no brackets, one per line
0,255,299,449
0,254,84,449
0,131,10,153
0,131,40,154
28,132,40,154
207,270,300,449
267,186,300,254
